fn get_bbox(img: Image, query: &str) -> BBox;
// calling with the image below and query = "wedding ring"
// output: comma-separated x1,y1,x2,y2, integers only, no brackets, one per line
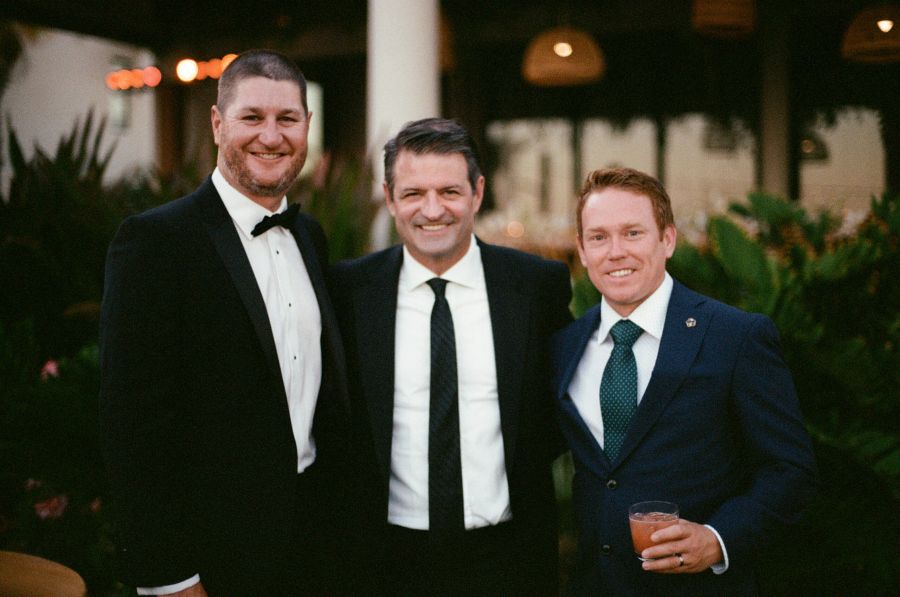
677,553,685,567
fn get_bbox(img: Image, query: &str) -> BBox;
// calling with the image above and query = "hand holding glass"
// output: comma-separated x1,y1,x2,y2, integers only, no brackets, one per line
629,501,679,561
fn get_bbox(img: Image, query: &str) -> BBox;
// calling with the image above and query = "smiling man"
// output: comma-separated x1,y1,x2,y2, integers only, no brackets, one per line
100,50,350,596
330,118,572,595
552,167,817,596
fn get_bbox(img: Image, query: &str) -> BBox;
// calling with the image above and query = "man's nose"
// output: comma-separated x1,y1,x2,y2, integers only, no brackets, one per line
420,191,445,219
258,119,282,146
608,235,627,257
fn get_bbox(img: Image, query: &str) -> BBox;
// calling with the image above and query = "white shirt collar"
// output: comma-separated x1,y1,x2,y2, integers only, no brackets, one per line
212,167,287,240
598,272,673,342
399,235,483,292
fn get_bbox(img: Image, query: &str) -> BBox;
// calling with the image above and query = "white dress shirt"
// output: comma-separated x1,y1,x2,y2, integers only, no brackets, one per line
566,272,729,573
388,236,512,530
139,170,322,595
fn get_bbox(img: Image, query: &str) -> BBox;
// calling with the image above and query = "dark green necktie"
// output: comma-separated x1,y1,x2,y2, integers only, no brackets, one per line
600,319,644,461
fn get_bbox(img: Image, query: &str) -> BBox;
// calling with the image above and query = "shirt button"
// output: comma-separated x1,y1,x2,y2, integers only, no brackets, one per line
276,250,280,255
601,544,611,555
606,479,618,489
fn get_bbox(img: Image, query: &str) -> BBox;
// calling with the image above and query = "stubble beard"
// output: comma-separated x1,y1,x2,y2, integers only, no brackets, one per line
222,143,305,200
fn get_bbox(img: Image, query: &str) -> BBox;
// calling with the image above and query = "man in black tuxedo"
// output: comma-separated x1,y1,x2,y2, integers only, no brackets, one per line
331,118,572,596
99,50,349,597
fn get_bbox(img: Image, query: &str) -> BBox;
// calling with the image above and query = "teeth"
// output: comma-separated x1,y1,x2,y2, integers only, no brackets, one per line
421,224,447,231
609,269,634,277
254,153,281,160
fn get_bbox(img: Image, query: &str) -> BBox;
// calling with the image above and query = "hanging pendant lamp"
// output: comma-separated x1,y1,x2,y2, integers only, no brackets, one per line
692,0,756,39
522,26,605,87
842,4,900,63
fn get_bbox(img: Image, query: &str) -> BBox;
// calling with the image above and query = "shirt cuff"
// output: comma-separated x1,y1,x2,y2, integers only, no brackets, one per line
136,575,201,595
704,524,729,574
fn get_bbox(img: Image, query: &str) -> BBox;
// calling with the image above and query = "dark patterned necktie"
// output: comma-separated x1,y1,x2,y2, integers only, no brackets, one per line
426,278,464,534
600,319,644,461
251,203,299,237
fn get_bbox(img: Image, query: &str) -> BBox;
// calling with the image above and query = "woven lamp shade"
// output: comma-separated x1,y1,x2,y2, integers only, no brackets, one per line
842,5,900,63
692,0,756,39
522,26,605,86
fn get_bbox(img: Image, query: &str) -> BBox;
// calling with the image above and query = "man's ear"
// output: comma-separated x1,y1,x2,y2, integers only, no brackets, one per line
211,105,222,146
383,181,396,216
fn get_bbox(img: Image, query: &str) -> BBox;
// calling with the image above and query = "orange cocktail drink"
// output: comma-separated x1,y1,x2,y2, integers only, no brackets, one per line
628,501,679,560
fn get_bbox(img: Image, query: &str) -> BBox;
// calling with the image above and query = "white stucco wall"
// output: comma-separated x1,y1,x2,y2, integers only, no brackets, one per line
1,25,157,194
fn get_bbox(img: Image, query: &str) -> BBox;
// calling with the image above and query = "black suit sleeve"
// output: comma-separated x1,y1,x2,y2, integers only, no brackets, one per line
99,215,198,586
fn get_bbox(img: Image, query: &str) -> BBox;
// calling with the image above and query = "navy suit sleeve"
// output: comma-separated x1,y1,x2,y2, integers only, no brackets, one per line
706,314,818,563
99,215,197,586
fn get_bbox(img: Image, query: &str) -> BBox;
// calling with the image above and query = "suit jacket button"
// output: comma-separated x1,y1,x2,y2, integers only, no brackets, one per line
606,479,618,489
601,544,611,555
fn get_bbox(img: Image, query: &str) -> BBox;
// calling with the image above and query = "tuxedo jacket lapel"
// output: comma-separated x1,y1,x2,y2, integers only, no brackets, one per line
555,305,611,477
480,242,531,470
290,215,349,414
353,247,403,484
614,281,709,465
197,179,288,407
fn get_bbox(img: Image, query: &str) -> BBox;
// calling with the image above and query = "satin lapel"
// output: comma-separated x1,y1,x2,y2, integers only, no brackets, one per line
613,281,708,466
555,306,610,478
480,243,531,469
355,247,402,484
290,216,350,414
197,180,287,406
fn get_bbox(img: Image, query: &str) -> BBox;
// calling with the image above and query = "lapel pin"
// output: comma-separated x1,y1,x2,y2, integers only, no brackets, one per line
685,317,697,328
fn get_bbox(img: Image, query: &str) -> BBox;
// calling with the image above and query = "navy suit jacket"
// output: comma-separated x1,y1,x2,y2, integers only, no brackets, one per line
330,240,572,594
99,177,350,596
552,279,816,596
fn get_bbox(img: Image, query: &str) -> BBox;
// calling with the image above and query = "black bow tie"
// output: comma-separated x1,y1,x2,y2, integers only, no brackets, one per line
251,203,299,237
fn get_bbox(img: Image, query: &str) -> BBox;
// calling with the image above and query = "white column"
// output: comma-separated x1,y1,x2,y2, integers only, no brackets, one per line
759,6,790,198
367,0,440,185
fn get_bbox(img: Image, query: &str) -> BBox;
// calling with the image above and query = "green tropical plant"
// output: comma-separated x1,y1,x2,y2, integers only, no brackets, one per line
291,153,377,262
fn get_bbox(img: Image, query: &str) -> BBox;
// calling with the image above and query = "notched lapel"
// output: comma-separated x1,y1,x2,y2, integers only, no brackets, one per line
355,248,402,484
614,282,709,465
555,306,609,478
481,246,531,469
198,183,287,406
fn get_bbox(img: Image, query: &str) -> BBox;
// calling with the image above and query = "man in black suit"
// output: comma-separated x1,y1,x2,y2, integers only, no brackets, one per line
99,50,349,597
552,167,817,595
331,118,572,596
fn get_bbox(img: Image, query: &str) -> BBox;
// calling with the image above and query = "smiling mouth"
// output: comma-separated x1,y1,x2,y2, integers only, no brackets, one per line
251,152,285,160
420,223,450,231
608,268,635,277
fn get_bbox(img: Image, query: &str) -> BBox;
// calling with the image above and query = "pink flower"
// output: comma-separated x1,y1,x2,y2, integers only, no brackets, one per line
40,360,60,380
34,494,69,520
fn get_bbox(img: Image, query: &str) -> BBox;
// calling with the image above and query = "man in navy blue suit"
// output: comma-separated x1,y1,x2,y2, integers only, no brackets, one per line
552,167,816,596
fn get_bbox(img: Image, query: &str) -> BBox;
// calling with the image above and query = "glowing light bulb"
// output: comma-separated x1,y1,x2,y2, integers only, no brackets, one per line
877,19,894,33
176,59,199,83
222,53,238,71
143,66,162,87
553,42,573,58
506,221,525,238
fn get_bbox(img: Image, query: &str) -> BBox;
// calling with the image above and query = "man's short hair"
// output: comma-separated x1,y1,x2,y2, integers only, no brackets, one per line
577,167,675,238
217,49,308,115
383,117,482,195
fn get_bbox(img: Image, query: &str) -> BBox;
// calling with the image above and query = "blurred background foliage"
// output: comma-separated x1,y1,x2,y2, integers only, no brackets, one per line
1,111,897,594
